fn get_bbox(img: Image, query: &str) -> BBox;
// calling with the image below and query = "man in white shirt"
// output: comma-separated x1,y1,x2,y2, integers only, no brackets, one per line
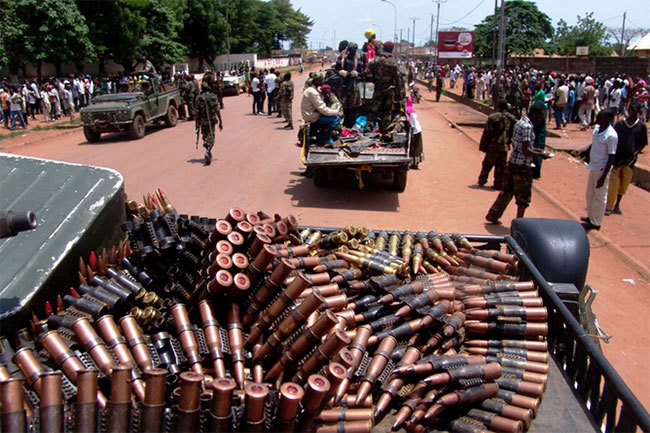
264,68,277,115
553,79,568,129
573,108,617,230
608,80,622,116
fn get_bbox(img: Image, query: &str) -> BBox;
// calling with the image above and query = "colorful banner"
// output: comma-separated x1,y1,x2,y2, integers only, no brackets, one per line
438,31,474,59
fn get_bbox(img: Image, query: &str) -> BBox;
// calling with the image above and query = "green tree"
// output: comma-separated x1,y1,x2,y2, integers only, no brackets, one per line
474,0,553,58
182,0,227,70
271,0,313,49
553,13,611,56
3,0,95,77
139,0,187,70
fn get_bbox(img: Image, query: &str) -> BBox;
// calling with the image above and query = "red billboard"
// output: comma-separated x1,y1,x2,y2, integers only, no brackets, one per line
438,31,474,58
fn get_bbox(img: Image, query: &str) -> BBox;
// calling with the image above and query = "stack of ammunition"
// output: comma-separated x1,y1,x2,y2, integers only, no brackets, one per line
0,190,551,433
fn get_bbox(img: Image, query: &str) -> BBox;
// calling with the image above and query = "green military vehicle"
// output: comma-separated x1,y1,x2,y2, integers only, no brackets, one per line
80,73,181,142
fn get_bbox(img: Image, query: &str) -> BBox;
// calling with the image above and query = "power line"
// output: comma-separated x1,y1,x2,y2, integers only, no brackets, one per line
442,0,486,26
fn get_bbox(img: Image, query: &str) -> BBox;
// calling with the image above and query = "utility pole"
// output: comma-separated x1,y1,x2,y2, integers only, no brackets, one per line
410,17,419,50
429,13,434,65
225,1,231,71
495,0,506,109
399,28,403,57
491,0,498,65
432,0,447,64
620,12,626,56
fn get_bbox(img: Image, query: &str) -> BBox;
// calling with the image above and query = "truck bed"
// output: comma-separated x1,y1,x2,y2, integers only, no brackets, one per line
305,143,410,167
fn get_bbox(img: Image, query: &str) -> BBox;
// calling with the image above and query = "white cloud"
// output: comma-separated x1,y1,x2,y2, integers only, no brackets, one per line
357,17,372,23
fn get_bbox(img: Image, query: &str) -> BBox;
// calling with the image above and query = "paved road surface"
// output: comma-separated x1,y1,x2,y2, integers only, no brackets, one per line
3,71,648,408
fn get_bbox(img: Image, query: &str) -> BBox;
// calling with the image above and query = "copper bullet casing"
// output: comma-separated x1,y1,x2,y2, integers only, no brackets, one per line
179,372,203,412
266,311,339,380
71,317,116,376
313,420,373,433
247,233,272,259
211,377,236,417
143,368,167,406
13,346,46,395
75,369,98,433
323,362,348,398
317,408,374,423
207,270,234,296
38,330,86,382
245,383,269,432
198,300,227,379
246,272,310,345
321,294,348,311
255,291,324,361
226,207,245,225
107,366,132,433
226,304,246,388
40,371,63,406
295,330,351,383
231,252,249,271
277,382,304,421
207,254,233,276
209,219,232,245
231,273,251,299
295,375,331,433
170,304,204,375
118,315,154,372
1,377,26,433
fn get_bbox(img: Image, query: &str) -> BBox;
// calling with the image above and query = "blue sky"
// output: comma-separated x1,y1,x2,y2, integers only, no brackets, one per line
290,0,649,49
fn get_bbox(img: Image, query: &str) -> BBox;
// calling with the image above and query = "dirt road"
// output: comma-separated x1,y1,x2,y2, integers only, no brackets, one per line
3,72,648,408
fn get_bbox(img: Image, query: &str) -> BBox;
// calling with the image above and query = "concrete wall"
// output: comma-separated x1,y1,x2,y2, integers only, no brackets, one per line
508,56,649,77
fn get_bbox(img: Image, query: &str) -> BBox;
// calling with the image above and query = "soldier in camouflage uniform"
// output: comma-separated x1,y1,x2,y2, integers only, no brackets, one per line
185,74,199,121
335,42,365,127
485,104,550,224
176,73,188,119
279,72,294,129
215,71,225,109
366,41,400,135
195,82,223,165
478,99,518,189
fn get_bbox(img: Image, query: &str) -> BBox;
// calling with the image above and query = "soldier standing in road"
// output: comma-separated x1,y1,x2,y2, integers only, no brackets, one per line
186,74,199,120
195,82,223,165
478,99,517,189
279,72,294,129
216,70,225,109
435,69,444,102
366,41,400,135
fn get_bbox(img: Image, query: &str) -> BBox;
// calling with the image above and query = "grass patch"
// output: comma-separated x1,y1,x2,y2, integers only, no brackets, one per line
0,130,27,141
0,118,81,141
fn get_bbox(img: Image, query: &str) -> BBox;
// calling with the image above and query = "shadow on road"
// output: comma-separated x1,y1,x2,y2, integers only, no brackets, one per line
187,158,208,165
77,125,168,145
483,223,510,236
285,171,400,212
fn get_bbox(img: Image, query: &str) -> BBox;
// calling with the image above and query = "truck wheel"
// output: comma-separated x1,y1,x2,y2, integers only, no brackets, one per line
393,169,408,192
165,105,178,127
129,114,146,139
313,168,327,187
83,126,101,143
510,218,590,290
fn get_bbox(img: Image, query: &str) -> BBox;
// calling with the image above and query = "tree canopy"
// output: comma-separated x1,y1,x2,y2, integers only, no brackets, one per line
552,13,611,56
473,0,554,58
0,0,313,77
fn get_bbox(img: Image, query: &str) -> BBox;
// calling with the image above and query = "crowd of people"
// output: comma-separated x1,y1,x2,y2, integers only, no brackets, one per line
463,63,649,231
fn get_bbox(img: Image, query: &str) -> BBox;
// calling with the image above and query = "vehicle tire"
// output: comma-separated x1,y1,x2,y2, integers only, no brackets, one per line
313,168,327,187
83,126,101,143
165,105,178,127
392,169,408,192
510,218,590,290
129,113,146,140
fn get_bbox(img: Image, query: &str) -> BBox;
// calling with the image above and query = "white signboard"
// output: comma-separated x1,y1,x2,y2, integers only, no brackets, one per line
576,46,589,56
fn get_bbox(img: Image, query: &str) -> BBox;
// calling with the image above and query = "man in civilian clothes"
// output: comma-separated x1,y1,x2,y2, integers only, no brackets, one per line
485,104,552,224
573,109,617,230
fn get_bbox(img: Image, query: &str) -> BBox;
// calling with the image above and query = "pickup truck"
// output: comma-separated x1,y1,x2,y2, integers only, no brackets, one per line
302,81,412,192
80,73,181,142
223,74,246,95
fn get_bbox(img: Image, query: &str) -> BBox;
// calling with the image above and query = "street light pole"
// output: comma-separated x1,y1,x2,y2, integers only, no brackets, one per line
381,0,398,45
372,24,384,41
432,0,446,64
